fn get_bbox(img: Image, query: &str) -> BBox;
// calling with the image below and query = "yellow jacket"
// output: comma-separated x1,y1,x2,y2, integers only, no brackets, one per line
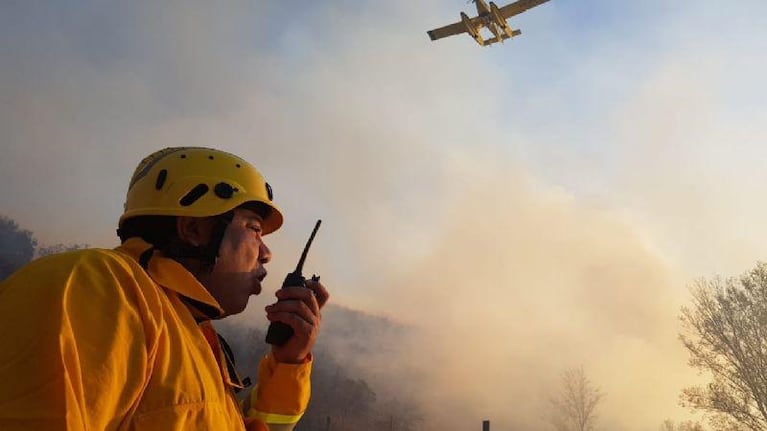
0,238,311,431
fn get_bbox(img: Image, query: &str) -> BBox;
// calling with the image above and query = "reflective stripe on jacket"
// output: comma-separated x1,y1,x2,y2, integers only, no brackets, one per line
0,238,311,430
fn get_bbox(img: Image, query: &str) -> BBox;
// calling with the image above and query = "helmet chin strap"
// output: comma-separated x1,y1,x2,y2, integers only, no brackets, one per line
200,211,234,271
161,211,234,272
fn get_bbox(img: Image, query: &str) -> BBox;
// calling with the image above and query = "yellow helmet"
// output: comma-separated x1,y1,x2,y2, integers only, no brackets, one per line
119,147,283,234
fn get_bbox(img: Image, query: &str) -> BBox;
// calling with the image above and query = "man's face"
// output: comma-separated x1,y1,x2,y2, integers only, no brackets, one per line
199,207,271,316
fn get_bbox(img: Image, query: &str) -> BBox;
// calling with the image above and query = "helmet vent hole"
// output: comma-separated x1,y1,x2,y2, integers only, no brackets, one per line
214,182,235,199
155,169,167,190
180,184,209,206
180,154,186,159
208,155,214,160
235,164,241,168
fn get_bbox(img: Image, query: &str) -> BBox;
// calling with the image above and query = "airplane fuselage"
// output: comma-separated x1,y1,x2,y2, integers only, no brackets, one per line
474,0,492,15
473,0,496,32
471,0,512,43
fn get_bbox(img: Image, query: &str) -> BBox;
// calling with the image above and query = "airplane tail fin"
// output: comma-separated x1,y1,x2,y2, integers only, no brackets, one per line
483,29,521,46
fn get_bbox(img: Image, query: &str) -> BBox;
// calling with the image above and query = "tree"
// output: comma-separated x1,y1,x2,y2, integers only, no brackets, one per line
0,214,89,281
548,367,603,431
679,262,767,431
0,215,36,280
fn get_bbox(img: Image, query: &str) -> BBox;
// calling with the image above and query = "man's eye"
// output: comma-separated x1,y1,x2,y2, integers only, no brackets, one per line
248,225,263,234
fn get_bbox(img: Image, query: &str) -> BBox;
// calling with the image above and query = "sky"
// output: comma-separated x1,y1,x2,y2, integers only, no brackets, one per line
2,0,767,430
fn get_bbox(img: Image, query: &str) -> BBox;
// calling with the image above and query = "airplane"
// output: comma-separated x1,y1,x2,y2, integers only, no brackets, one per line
427,0,550,47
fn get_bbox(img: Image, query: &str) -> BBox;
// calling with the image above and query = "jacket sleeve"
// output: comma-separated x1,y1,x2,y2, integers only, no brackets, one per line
244,352,312,431
0,251,161,430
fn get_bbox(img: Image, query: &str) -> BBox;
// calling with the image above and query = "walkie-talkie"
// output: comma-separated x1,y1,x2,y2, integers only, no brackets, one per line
265,219,322,346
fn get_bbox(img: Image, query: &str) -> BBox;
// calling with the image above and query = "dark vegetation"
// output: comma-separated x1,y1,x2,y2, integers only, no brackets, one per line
217,306,424,431
0,215,35,280
0,214,88,280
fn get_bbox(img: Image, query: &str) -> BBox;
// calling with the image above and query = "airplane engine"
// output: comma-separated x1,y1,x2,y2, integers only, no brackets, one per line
461,12,484,46
489,2,515,38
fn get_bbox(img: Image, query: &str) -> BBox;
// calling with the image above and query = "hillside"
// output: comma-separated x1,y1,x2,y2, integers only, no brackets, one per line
216,303,425,431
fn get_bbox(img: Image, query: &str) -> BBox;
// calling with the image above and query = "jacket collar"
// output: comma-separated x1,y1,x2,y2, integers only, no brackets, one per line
115,238,224,318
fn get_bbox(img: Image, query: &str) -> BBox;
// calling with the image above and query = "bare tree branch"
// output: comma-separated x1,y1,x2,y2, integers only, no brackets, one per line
548,367,603,431
680,263,767,431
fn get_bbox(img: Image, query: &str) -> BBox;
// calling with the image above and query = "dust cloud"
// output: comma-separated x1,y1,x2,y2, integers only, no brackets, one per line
320,150,697,431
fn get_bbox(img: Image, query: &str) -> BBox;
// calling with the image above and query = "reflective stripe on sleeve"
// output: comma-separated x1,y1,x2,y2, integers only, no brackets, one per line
246,408,304,425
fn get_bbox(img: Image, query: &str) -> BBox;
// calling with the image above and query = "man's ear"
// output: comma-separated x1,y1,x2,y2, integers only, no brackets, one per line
176,216,214,247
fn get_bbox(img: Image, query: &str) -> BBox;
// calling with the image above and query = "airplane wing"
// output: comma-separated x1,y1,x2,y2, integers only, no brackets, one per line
427,22,465,41
498,0,550,19
427,21,468,41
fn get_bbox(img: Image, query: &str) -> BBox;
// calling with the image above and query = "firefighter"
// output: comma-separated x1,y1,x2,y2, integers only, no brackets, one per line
0,147,328,431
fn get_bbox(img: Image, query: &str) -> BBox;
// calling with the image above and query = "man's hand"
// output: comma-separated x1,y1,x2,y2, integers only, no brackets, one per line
265,279,329,363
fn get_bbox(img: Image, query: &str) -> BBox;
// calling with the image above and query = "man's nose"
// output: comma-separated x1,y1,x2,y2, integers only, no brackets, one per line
259,241,272,264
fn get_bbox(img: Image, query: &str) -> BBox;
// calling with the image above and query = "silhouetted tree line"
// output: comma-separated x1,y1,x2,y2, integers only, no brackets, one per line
0,215,36,280
0,214,87,280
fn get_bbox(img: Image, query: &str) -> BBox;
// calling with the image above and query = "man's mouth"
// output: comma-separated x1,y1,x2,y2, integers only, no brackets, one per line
252,270,267,295
257,270,267,282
